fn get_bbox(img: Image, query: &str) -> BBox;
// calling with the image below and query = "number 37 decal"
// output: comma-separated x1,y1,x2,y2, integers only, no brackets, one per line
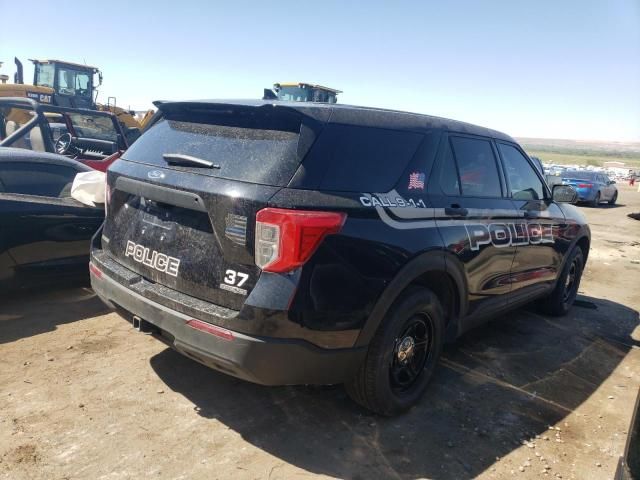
224,269,249,287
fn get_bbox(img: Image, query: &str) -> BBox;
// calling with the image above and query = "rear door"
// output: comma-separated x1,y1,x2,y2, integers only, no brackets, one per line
428,133,517,321
102,104,318,311
496,142,566,297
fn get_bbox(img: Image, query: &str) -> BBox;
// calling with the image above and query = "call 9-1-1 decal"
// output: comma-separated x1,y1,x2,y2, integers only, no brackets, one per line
360,194,427,209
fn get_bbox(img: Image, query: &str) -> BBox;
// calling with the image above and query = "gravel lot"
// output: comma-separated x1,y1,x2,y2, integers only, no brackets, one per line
1,185,639,480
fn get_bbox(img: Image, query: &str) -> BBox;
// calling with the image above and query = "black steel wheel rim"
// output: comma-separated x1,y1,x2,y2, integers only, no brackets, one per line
563,259,578,302
390,314,432,393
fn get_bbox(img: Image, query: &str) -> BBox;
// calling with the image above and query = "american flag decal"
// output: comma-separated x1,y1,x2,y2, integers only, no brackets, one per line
408,172,426,190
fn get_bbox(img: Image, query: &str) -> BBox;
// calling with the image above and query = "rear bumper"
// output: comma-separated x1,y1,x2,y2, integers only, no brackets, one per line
90,261,366,386
574,188,597,202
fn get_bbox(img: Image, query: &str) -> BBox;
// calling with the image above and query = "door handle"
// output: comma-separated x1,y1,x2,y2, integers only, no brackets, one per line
445,205,468,217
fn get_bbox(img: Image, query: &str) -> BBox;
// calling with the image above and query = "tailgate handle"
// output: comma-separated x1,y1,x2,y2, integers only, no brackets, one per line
115,177,207,212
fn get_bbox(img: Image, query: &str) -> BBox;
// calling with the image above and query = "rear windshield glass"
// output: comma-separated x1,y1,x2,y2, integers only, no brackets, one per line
301,124,424,192
122,119,301,186
564,170,595,180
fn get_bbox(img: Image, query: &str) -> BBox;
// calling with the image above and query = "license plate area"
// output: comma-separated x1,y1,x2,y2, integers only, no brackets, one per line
105,193,220,298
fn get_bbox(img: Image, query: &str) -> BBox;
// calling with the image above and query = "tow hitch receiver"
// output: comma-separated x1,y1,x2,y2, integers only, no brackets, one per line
132,315,157,335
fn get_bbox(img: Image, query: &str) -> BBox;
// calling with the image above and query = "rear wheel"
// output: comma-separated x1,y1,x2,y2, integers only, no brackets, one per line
590,192,601,207
346,287,445,416
609,191,618,205
541,247,584,316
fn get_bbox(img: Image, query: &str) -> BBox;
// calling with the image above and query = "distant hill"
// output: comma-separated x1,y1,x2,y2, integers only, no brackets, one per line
517,137,640,168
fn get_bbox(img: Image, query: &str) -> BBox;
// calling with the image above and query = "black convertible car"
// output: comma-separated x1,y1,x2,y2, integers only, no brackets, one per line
0,147,104,291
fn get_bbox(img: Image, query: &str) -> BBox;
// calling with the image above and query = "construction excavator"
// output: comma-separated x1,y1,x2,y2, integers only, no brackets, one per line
0,57,153,141
264,82,342,103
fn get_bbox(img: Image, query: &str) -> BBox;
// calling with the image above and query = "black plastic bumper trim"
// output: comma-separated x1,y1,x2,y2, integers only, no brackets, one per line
91,267,366,386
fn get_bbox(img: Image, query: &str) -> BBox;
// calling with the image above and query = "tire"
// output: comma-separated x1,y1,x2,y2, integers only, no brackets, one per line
609,191,618,205
345,287,445,416
590,192,601,207
541,247,584,316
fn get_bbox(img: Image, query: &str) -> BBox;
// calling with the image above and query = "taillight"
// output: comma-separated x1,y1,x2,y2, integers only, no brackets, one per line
104,173,111,215
186,319,234,341
255,208,346,273
577,183,593,188
89,262,103,278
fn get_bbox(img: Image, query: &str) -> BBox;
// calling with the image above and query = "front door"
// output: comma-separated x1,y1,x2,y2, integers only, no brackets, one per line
496,142,566,301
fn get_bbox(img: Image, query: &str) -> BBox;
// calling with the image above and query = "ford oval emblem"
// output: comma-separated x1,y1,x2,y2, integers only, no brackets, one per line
148,170,165,180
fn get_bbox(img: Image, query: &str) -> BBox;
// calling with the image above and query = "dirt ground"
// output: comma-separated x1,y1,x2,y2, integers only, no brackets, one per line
1,185,639,480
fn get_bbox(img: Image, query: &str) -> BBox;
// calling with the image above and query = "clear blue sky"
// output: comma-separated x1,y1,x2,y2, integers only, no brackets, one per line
1,0,638,141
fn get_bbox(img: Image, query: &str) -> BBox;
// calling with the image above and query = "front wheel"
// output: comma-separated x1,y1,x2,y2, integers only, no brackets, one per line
541,247,584,316
345,287,445,416
609,191,618,205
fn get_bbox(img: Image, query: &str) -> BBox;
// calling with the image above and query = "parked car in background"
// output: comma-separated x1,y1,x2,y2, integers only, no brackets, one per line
0,97,130,172
562,170,618,206
0,147,104,291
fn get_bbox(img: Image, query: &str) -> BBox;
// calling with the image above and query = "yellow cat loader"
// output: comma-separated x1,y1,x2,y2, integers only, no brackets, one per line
0,58,152,141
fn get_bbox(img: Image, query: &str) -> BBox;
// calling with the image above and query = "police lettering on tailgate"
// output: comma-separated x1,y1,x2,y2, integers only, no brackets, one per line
125,240,181,277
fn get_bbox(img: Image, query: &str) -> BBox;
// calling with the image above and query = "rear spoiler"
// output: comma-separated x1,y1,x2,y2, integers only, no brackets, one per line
151,100,330,160
152,100,330,134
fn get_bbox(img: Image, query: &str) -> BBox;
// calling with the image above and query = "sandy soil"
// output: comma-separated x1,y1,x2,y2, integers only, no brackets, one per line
1,186,639,480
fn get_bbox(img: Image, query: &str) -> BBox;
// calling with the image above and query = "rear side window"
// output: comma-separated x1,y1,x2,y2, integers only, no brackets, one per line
450,136,502,197
301,124,423,192
122,119,301,186
0,162,77,198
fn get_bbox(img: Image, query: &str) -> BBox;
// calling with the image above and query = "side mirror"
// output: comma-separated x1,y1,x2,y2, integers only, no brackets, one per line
552,184,577,203
609,180,616,185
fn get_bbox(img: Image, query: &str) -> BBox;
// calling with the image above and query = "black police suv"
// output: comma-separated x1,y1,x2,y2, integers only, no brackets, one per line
90,100,589,415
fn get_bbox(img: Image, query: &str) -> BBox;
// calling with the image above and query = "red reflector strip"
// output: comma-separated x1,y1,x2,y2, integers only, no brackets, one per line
89,262,103,278
577,183,593,188
186,319,234,341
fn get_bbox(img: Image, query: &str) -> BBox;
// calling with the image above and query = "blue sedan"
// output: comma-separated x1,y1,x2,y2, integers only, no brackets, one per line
562,170,618,207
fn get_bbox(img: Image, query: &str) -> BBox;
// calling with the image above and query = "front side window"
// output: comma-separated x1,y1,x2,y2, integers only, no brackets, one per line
498,143,545,201
450,136,502,197
57,68,91,97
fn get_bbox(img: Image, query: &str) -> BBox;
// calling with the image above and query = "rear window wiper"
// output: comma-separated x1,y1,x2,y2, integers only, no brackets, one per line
162,153,220,169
